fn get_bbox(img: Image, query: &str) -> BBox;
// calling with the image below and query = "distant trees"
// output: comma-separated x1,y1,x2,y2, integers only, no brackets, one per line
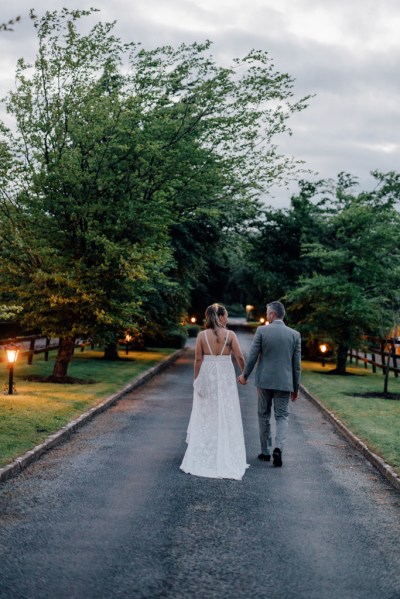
244,172,400,373
286,172,400,373
0,8,309,379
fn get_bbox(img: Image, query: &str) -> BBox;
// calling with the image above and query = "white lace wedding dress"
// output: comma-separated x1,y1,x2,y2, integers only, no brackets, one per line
180,331,249,480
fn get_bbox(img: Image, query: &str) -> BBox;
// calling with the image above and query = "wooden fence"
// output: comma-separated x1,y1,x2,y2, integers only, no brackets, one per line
0,335,87,365
349,336,399,378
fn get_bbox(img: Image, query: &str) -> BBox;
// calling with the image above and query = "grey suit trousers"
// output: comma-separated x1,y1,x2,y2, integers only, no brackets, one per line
257,388,290,454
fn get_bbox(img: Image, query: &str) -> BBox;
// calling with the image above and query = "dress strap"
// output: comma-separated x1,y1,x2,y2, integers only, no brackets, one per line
204,331,214,355
220,330,230,355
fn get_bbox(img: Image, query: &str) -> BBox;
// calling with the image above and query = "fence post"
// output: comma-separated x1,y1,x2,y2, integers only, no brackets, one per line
349,348,353,364
390,339,398,379
364,352,368,370
384,352,391,394
44,337,50,361
28,338,35,365
371,353,376,373
380,341,386,375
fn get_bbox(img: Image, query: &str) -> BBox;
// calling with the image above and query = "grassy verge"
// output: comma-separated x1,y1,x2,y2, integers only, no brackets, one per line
301,360,400,475
0,348,175,467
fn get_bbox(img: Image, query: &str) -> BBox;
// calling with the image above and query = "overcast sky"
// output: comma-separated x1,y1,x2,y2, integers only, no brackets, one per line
1,0,399,207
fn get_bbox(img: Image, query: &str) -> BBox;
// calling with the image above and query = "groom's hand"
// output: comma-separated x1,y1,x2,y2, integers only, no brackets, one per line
238,374,247,385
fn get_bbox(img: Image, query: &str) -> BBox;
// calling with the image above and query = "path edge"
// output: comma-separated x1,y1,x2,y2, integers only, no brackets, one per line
301,384,400,492
0,348,186,484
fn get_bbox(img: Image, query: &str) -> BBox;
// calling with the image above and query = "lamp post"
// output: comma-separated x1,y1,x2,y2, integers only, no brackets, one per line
319,343,328,367
5,343,19,395
125,334,133,355
245,305,254,322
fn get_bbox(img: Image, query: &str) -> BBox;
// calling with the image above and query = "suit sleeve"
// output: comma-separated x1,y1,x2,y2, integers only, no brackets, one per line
243,327,262,379
292,333,301,391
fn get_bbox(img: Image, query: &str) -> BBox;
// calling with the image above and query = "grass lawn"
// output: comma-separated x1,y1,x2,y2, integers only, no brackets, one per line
0,347,175,467
301,360,400,475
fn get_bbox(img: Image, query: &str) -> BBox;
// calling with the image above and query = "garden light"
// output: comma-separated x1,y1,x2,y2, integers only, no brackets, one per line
319,343,328,367
5,343,19,395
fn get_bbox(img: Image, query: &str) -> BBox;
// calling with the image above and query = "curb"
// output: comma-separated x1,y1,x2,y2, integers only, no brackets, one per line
0,348,186,484
300,384,400,492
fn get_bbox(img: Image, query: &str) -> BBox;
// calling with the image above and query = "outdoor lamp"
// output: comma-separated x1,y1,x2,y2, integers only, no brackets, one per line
319,343,328,367
125,333,133,355
5,343,19,395
245,305,254,321
190,316,197,324
259,317,265,324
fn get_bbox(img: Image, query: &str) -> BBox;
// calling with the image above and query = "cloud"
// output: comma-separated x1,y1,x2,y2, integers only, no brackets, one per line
0,0,399,208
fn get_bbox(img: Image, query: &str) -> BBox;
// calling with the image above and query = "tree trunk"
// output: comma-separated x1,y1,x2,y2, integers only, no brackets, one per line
335,343,349,374
103,341,121,360
52,336,76,379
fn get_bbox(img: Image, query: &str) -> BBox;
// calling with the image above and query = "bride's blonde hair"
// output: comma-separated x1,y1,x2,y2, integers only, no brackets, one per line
205,304,226,340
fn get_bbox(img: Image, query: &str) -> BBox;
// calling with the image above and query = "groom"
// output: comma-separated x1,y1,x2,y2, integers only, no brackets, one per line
238,301,301,467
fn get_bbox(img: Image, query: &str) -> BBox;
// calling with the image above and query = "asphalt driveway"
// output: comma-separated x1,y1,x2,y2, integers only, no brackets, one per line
0,331,399,599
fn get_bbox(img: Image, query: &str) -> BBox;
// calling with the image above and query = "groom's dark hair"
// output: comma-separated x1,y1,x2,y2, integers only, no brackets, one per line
267,301,285,319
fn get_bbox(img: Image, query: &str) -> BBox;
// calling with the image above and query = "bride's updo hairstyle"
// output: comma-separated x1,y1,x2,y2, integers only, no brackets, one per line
205,303,227,340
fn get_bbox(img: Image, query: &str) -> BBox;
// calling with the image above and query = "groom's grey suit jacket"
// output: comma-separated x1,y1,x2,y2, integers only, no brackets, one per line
243,320,301,392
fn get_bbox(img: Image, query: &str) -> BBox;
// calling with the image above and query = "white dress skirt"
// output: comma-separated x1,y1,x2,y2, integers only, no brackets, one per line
180,347,249,481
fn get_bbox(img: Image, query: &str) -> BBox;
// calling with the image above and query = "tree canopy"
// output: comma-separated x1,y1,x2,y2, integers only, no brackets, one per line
283,173,399,372
0,8,309,378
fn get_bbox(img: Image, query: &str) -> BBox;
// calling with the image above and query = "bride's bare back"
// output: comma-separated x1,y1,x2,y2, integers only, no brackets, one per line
194,328,245,378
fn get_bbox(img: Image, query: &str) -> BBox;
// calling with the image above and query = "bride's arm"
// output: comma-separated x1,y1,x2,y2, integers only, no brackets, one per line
231,332,245,371
194,333,204,380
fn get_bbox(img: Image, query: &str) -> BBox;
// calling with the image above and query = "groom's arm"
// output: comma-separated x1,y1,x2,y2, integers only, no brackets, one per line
242,328,262,380
291,332,301,400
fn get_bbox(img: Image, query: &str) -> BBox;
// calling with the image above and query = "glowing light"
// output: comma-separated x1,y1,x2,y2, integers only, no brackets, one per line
6,346,19,364
4,344,19,395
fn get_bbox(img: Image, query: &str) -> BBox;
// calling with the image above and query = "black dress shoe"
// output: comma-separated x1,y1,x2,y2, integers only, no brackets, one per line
272,448,282,467
257,453,271,462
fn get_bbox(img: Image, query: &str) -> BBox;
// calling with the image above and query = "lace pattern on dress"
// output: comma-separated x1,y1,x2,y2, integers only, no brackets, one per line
180,342,249,481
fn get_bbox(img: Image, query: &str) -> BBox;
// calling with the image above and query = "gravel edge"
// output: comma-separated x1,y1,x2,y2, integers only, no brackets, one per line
0,348,186,484
301,384,400,492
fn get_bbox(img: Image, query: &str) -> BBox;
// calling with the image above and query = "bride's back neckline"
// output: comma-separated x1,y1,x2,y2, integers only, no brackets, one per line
203,329,230,356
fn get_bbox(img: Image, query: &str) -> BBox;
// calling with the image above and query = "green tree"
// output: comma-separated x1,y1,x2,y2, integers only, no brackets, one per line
233,180,328,317
286,172,400,373
0,9,310,378
0,9,173,377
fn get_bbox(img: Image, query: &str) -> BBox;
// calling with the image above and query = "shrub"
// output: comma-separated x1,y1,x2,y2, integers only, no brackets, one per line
144,327,188,349
184,324,201,337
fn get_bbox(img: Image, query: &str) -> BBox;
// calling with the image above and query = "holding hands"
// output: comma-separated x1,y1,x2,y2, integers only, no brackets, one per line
238,374,247,386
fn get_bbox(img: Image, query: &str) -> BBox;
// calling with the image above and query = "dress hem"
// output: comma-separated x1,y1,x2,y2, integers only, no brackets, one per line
179,465,249,481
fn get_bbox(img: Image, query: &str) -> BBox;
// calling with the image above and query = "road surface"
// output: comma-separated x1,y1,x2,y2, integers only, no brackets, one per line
0,331,399,598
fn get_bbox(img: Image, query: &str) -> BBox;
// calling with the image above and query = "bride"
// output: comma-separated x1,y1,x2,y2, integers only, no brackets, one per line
180,303,249,480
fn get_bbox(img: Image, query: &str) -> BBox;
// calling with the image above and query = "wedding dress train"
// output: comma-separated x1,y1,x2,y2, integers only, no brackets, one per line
180,332,249,480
